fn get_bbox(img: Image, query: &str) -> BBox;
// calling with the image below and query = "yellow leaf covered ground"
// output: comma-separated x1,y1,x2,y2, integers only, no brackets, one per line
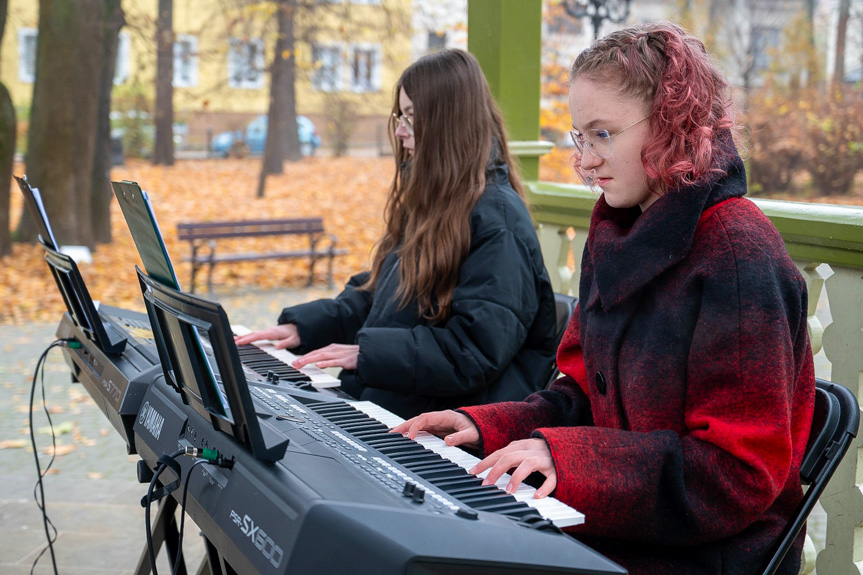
3,156,393,325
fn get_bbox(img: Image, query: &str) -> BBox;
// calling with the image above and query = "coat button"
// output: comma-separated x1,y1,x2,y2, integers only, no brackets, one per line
595,371,607,395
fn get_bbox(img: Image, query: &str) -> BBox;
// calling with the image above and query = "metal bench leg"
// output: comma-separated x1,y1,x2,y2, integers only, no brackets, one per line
326,254,335,289
206,261,215,295
307,256,317,287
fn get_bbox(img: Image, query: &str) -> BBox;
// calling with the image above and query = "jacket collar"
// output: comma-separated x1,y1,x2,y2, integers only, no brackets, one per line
586,136,747,311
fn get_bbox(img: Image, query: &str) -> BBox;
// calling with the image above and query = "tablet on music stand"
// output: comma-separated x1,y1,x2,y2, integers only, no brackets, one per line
15,175,59,250
112,180,229,416
111,180,182,291
137,267,288,462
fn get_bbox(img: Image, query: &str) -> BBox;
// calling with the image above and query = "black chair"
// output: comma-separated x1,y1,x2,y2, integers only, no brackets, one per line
546,292,578,388
761,378,860,574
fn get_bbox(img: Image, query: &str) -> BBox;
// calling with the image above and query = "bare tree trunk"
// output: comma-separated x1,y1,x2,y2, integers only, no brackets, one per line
834,0,850,83
153,0,174,165
0,0,13,257
257,0,300,198
805,0,818,87
18,0,104,247
0,83,14,257
91,0,124,245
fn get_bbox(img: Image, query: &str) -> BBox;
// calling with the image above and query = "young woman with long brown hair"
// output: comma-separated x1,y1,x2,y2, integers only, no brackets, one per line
236,49,558,419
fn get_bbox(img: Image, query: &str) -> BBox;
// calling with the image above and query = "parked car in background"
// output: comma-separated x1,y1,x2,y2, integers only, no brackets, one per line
210,115,320,158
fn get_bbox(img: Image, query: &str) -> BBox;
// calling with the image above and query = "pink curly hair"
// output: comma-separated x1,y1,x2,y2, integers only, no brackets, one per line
570,21,737,192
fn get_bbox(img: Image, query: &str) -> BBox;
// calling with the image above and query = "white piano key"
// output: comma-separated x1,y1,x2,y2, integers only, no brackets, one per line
350,401,585,528
232,324,341,388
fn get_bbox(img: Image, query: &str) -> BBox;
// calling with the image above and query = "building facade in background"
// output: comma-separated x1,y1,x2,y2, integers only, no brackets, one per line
0,0,413,155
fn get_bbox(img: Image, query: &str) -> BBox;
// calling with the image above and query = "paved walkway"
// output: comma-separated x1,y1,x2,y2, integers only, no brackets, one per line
0,284,834,574
0,286,336,574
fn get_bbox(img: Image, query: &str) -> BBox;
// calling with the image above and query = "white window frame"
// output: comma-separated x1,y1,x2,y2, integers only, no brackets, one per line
18,28,37,84
311,42,345,92
114,31,131,85
348,43,381,93
228,37,265,89
173,34,199,88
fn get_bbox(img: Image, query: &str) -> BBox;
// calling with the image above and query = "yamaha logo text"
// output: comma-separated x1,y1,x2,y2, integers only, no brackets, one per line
230,509,284,568
138,402,164,440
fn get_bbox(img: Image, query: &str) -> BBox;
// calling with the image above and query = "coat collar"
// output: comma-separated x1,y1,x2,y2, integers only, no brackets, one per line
585,137,747,311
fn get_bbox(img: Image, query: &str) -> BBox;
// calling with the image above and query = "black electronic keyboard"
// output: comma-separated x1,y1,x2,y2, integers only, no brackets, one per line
56,305,163,454
56,308,344,454
132,377,624,574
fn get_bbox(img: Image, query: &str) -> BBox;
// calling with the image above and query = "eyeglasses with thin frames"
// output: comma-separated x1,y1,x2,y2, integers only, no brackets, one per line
569,116,648,159
393,113,414,136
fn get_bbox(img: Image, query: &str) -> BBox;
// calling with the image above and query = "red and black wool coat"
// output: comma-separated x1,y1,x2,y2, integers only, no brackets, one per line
460,148,815,575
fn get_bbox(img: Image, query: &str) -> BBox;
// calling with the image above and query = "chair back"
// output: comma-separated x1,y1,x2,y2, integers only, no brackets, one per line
546,293,577,388
761,378,860,574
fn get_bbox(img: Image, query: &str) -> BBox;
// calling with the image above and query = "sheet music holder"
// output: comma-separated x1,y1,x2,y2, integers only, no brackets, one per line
40,239,128,355
112,179,233,413
137,266,289,463
15,174,128,355
14,175,59,250
111,180,182,290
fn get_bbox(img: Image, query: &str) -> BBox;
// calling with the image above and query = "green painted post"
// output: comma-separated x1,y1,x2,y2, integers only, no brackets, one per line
468,0,545,180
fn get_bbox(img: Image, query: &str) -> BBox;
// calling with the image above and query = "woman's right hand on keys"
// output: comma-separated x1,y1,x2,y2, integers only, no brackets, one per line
391,410,480,450
233,324,300,350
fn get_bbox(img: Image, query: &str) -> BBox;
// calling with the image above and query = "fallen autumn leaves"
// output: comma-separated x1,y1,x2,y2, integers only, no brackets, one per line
2,156,393,325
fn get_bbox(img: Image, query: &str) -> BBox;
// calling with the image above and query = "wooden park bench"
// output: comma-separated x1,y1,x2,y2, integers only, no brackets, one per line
176,217,347,294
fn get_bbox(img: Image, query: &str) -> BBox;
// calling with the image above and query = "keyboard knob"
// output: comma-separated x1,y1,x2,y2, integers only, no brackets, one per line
402,481,416,497
456,507,479,520
411,487,426,504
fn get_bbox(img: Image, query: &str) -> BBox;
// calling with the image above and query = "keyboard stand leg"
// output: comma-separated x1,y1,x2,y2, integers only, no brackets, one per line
134,497,188,575
197,537,219,575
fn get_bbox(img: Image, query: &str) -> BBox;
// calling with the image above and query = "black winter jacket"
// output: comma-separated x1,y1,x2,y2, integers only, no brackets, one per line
278,161,557,419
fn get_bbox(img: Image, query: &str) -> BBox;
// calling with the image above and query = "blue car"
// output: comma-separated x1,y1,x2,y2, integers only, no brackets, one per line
211,114,321,157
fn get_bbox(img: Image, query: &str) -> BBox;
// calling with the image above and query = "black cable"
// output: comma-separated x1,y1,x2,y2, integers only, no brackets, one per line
172,459,207,575
28,340,69,575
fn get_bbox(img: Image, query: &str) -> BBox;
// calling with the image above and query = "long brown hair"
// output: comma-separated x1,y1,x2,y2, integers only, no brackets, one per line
363,49,522,323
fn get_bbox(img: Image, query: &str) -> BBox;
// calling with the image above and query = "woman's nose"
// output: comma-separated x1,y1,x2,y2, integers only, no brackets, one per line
580,148,603,170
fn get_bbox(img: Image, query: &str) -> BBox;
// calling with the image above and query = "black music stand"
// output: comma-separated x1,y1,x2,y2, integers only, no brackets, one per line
41,239,128,355
137,267,288,463
15,175,59,250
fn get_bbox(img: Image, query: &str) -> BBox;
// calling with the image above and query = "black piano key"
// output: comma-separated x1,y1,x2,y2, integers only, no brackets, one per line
435,476,485,491
235,344,312,382
442,484,501,498
467,497,522,511
388,452,444,465
377,445,429,457
415,468,471,481
338,420,389,430
406,459,466,473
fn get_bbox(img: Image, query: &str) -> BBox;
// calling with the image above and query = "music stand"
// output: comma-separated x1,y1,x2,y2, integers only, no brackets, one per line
15,175,59,250
137,267,288,463
41,240,128,355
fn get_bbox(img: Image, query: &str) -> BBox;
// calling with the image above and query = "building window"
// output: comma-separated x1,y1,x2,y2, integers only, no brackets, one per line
174,34,199,87
350,44,381,92
114,31,130,85
228,38,265,89
312,43,343,92
18,28,37,83
428,31,447,52
752,26,780,72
